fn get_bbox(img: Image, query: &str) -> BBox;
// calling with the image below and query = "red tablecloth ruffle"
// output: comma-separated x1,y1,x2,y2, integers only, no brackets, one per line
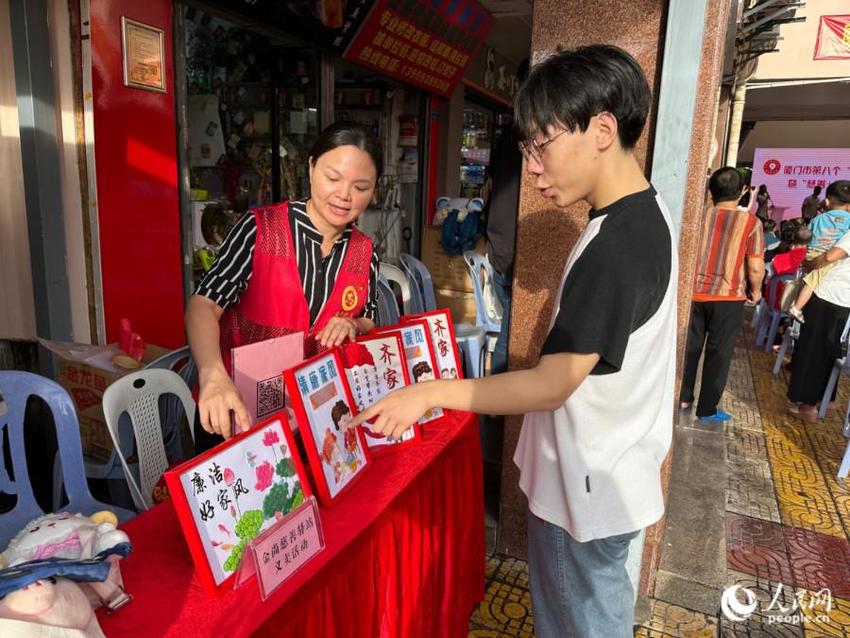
98,411,484,638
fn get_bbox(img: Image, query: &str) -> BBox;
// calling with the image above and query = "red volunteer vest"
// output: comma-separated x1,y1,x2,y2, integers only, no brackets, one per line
219,201,372,374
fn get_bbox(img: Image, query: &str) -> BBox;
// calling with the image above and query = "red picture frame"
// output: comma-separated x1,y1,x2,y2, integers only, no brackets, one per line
164,412,311,597
375,319,446,425
404,308,464,380
339,333,422,456
283,349,372,507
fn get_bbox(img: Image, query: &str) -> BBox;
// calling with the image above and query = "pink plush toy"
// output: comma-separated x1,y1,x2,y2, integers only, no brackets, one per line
0,578,106,637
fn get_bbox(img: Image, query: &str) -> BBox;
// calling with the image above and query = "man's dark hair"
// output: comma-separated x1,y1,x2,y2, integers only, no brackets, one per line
708,167,743,204
514,44,650,150
763,219,776,232
813,185,822,196
825,180,850,206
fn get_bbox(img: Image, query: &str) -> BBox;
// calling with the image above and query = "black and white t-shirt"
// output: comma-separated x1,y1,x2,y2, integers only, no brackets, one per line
196,200,379,323
515,187,678,542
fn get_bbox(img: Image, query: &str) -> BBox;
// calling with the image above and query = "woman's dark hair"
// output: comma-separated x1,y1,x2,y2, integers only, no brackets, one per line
793,225,812,246
309,121,383,178
708,167,743,203
826,180,850,206
758,184,768,194
514,44,650,150
331,400,351,430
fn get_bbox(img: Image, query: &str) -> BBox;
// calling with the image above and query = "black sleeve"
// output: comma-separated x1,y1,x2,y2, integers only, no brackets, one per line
358,247,380,322
540,219,670,375
194,213,257,310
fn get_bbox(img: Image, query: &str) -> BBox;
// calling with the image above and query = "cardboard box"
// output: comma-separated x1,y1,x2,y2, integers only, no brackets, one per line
40,340,169,462
420,226,485,293
435,287,478,327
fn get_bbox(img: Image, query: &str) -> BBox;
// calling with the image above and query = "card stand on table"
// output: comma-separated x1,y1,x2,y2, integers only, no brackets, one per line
235,496,325,601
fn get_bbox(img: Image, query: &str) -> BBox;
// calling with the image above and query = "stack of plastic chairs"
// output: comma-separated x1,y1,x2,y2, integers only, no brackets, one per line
1,371,134,549
463,251,503,375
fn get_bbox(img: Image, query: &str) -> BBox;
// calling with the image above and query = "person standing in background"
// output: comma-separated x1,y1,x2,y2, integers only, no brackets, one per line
680,167,765,422
485,59,528,374
755,184,772,220
802,185,824,222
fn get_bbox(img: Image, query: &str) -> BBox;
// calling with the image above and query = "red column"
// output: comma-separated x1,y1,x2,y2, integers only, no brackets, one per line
90,0,184,348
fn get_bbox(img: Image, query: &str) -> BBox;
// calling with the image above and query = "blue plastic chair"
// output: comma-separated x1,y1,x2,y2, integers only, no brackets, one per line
754,273,795,352
377,275,401,326
0,371,134,550
399,253,438,312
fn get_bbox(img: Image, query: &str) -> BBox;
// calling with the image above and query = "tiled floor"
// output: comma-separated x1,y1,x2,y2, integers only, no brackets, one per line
468,325,850,636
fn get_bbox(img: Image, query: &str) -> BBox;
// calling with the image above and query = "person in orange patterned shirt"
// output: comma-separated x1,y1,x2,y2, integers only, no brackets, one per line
680,167,765,422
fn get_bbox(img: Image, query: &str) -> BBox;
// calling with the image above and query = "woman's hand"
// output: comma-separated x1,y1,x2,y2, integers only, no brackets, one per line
315,316,358,349
198,367,251,439
352,383,435,440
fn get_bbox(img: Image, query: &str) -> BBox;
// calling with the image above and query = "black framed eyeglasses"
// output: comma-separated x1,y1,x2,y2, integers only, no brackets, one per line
518,129,567,162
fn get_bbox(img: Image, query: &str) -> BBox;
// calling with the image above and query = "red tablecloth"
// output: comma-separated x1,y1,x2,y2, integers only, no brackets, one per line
98,411,484,638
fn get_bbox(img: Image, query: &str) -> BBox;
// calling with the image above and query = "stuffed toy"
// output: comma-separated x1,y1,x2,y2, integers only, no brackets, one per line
0,511,133,636
0,578,106,638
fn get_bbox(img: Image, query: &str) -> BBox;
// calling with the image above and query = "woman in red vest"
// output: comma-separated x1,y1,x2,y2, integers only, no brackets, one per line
186,122,381,449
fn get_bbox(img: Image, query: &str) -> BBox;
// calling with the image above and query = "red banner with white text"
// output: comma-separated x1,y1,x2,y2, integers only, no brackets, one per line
344,0,493,96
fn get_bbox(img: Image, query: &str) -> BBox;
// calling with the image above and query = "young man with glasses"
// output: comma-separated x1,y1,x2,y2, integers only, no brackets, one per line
355,44,677,638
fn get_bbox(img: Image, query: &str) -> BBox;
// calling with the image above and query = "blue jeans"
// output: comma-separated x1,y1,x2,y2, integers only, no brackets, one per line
491,269,512,374
527,509,639,638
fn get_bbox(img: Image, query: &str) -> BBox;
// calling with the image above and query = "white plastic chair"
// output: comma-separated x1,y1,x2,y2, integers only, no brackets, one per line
102,369,196,511
818,314,850,419
463,251,503,374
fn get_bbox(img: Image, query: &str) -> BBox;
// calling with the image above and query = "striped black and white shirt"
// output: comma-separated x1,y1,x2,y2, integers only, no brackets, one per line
196,200,379,323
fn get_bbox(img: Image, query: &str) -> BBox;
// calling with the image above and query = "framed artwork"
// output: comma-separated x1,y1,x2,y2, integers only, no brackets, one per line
405,309,464,379
284,350,371,507
376,320,444,425
164,413,311,596
339,334,421,455
121,17,166,93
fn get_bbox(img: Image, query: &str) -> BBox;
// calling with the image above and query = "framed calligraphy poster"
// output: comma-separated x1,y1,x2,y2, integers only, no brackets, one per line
405,309,464,380
339,334,421,455
164,413,311,596
283,350,371,507
121,17,166,92
376,320,444,425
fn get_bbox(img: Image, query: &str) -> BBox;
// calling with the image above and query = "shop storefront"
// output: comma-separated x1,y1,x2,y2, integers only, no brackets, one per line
83,0,493,348
177,2,432,290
